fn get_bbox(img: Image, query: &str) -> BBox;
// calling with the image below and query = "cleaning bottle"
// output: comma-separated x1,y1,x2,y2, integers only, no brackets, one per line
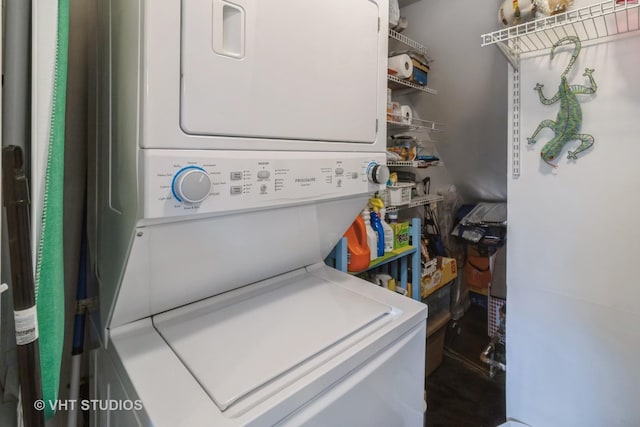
370,197,394,253
370,210,385,258
388,210,399,250
361,208,378,261
388,210,398,223
380,207,395,253
343,215,371,272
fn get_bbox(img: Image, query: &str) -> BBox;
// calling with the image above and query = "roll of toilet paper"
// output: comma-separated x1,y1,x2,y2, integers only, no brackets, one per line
400,105,412,124
388,54,413,79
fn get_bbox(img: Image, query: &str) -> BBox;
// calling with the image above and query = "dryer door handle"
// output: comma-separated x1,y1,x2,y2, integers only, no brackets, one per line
212,0,245,59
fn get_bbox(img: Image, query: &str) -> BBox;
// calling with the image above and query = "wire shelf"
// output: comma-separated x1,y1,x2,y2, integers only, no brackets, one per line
387,160,443,168
387,74,438,94
481,0,640,53
388,29,429,56
387,115,445,133
386,194,443,213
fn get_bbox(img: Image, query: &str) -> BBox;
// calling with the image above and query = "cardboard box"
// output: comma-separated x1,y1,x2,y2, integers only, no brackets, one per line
421,257,457,298
426,311,451,376
438,257,457,286
465,245,492,289
409,58,429,86
468,285,489,296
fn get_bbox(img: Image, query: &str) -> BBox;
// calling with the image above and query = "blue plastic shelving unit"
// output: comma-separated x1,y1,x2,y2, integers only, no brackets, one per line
326,218,422,301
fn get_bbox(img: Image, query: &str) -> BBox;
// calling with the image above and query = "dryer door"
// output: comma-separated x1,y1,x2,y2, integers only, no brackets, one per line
180,0,382,144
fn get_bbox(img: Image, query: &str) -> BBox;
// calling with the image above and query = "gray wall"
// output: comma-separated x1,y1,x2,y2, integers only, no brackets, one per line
400,0,508,202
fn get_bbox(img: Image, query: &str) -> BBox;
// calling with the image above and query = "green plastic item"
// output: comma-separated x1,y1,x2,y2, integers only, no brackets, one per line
35,0,69,419
391,221,410,250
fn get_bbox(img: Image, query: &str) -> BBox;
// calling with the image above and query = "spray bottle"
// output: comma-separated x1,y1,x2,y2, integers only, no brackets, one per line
369,199,385,258
370,210,385,258
370,197,394,253
361,207,378,261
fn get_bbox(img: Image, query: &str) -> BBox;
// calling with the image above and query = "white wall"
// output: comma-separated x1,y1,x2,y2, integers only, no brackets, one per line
399,0,508,202
399,2,640,424
508,28,640,425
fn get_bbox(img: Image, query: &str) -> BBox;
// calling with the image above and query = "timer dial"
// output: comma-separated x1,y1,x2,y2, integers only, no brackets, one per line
367,162,390,185
172,167,212,204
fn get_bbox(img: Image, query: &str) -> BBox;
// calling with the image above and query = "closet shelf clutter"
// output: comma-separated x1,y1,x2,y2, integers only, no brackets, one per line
482,0,640,63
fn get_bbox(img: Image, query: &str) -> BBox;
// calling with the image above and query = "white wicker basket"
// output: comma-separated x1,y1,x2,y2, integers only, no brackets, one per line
385,182,413,206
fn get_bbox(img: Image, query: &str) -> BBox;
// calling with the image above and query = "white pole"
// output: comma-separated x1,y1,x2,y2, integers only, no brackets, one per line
67,354,82,427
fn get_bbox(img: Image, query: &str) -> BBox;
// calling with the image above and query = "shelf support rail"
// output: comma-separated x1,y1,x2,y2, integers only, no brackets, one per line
512,38,521,179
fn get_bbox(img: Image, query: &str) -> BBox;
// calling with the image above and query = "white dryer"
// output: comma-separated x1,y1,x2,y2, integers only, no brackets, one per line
89,0,427,425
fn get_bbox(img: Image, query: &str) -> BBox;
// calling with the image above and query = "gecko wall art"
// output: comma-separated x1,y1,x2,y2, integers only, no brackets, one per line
527,36,597,168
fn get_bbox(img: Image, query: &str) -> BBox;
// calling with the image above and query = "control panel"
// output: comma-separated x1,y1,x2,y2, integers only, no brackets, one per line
143,150,387,219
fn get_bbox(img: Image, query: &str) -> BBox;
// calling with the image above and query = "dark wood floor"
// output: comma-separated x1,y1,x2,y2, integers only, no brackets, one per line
426,305,506,427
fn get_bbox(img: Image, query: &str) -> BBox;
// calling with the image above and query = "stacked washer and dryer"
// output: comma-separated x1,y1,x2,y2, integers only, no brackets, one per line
88,0,427,425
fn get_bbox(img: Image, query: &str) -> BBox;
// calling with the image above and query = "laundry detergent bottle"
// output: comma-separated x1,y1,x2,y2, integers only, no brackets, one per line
343,215,371,272
361,208,378,261
370,210,385,258
371,198,394,253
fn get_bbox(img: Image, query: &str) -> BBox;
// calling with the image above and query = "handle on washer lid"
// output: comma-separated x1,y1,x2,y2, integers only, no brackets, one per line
212,0,245,58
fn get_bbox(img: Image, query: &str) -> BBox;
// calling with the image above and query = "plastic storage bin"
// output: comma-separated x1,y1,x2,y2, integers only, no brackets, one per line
425,311,450,376
424,281,451,320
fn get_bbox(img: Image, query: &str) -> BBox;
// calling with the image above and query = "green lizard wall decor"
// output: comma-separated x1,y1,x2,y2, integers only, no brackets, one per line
527,36,597,168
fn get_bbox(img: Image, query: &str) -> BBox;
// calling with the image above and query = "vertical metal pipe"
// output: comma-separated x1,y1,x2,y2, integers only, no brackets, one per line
2,0,32,161
1,1,34,421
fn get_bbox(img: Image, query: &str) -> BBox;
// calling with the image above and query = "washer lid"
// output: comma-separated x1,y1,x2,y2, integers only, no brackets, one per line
153,273,392,412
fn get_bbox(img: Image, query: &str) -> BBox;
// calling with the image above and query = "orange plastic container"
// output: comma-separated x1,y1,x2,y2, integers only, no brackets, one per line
344,216,371,272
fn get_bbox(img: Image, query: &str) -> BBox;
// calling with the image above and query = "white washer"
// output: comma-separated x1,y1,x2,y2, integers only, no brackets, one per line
101,266,426,426
88,0,427,425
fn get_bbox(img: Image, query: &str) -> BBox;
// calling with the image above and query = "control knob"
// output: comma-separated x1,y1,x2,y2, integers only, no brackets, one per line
172,167,212,204
366,162,390,185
